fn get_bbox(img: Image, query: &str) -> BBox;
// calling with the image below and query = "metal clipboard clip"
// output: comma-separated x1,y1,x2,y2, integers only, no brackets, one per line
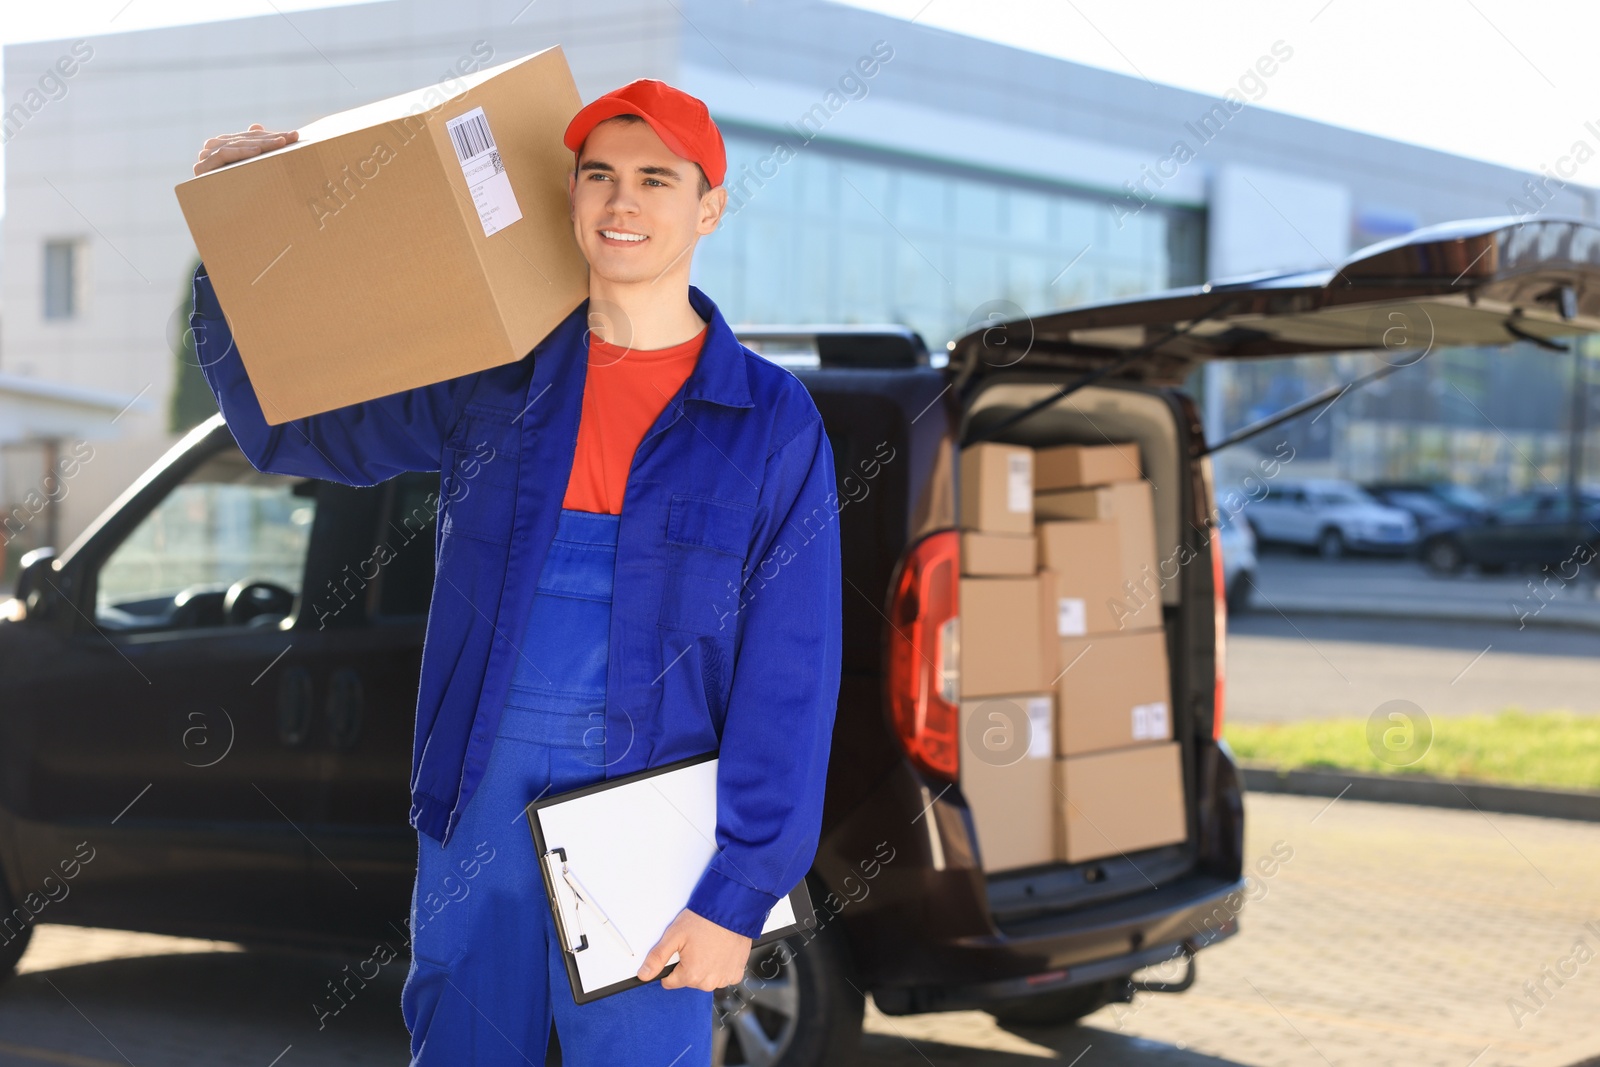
543,847,588,953
542,847,634,958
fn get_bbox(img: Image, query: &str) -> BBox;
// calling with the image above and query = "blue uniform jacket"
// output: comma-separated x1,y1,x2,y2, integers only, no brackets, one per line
189,263,843,939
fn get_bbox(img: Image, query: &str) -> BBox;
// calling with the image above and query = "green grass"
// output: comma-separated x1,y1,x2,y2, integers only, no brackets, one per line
1224,710,1600,792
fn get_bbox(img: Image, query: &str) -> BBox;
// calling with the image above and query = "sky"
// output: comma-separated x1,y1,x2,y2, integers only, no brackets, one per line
837,0,1600,182
4,0,1599,216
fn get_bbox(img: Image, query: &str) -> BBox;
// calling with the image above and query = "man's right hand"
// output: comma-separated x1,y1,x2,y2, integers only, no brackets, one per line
194,124,299,176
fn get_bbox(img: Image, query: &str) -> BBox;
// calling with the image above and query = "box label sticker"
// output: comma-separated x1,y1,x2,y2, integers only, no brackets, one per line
1025,696,1052,759
1007,453,1031,512
1131,701,1168,740
446,107,523,237
1057,597,1086,636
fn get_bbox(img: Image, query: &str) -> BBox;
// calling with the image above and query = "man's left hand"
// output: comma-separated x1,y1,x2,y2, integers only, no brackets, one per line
637,908,752,990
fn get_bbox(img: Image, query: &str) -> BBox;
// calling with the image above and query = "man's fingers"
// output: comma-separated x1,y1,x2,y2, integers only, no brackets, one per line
193,131,299,176
201,131,296,150
637,933,681,982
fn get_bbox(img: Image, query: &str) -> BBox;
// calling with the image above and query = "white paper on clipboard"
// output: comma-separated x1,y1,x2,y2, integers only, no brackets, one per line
529,756,802,999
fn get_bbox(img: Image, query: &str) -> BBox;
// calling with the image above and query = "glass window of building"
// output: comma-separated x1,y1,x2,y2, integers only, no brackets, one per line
697,132,1205,350
43,239,83,321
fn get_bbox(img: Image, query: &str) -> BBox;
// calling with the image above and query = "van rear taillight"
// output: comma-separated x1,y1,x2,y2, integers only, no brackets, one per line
1210,523,1228,741
886,530,961,782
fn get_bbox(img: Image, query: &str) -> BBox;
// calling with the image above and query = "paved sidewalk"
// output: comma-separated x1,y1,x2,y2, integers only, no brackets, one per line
859,792,1600,1067
1243,555,1600,630
5,792,1600,1066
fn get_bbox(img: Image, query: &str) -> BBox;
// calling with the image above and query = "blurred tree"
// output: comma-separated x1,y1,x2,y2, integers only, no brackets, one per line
168,257,218,433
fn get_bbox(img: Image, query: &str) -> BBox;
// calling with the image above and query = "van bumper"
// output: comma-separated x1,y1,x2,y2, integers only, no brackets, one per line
868,870,1244,1015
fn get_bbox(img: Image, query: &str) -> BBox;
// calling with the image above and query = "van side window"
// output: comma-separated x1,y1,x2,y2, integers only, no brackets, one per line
92,451,316,632
373,473,439,619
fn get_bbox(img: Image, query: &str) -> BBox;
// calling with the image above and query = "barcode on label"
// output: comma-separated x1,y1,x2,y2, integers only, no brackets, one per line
1007,453,1032,512
1025,697,1052,759
1131,701,1169,740
445,106,521,237
447,110,497,163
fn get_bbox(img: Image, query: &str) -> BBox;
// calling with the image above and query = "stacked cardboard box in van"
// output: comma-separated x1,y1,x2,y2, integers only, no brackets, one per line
1032,443,1185,863
956,440,1186,871
956,444,1055,872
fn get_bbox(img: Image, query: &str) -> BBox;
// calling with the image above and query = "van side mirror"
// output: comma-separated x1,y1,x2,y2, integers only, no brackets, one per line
14,547,59,618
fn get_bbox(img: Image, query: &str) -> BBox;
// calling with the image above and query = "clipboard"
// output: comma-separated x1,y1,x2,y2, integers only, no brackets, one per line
524,751,815,1004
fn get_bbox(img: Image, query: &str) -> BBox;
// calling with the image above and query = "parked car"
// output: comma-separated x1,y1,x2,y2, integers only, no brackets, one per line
1421,489,1600,575
4,215,1597,1065
1244,479,1417,558
1366,481,1490,525
1364,483,1478,539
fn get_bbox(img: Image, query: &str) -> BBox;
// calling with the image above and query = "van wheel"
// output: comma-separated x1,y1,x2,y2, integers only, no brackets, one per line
1424,537,1464,575
713,918,863,1067
985,978,1120,1026
1226,572,1253,615
1317,528,1346,560
0,877,32,987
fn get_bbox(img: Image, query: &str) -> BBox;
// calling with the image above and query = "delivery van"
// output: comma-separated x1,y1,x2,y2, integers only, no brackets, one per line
3,215,1597,1065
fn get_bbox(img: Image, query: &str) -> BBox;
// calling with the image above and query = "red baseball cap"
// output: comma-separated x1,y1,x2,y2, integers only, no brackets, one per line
562,79,727,188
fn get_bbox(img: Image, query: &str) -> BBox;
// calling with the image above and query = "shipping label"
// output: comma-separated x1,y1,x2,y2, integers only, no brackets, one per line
445,107,523,237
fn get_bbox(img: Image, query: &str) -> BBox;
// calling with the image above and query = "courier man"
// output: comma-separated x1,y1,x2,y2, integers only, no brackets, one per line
190,80,842,1065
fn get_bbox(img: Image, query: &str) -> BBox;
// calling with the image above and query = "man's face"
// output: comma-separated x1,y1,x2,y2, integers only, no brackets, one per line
569,118,724,286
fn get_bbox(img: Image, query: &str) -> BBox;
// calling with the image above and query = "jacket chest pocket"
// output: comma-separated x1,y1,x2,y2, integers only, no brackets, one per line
659,494,757,635
441,406,519,546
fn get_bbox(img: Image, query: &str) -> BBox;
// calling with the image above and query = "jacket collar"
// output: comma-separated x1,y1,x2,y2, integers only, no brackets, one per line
681,285,755,409
540,285,754,411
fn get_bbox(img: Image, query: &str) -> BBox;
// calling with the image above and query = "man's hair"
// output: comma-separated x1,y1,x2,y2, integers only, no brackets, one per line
585,113,713,197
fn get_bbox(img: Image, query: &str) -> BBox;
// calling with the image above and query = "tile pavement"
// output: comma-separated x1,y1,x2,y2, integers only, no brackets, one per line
1,792,1598,1066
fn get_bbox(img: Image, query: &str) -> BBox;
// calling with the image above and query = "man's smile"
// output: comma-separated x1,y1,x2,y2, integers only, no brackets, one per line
599,228,648,244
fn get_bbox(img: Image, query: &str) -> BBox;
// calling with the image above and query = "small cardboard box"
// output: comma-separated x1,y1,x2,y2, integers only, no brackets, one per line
1056,742,1186,863
960,693,1055,872
1054,628,1171,756
1036,481,1161,631
1034,442,1142,491
174,47,590,424
960,532,1036,576
960,444,1033,535
960,576,1046,697
1035,521,1127,635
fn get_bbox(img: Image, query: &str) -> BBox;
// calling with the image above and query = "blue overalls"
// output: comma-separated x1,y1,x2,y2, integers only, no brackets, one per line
401,508,713,1066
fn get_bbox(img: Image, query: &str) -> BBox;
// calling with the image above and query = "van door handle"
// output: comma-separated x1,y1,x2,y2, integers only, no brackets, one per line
325,668,364,752
277,666,314,747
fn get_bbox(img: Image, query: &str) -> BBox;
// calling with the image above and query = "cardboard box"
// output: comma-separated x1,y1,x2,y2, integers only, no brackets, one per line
1056,742,1186,863
1035,522,1126,635
1054,628,1171,756
960,576,1046,697
960,694,1055,871
1033,442,1142,491
960,444,1033,535
1037,571,1061,687
1036,481,1161,631
960,532,1036,576
174,48,589,424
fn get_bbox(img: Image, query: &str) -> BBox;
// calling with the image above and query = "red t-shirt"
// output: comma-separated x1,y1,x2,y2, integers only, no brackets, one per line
561,324,707,514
